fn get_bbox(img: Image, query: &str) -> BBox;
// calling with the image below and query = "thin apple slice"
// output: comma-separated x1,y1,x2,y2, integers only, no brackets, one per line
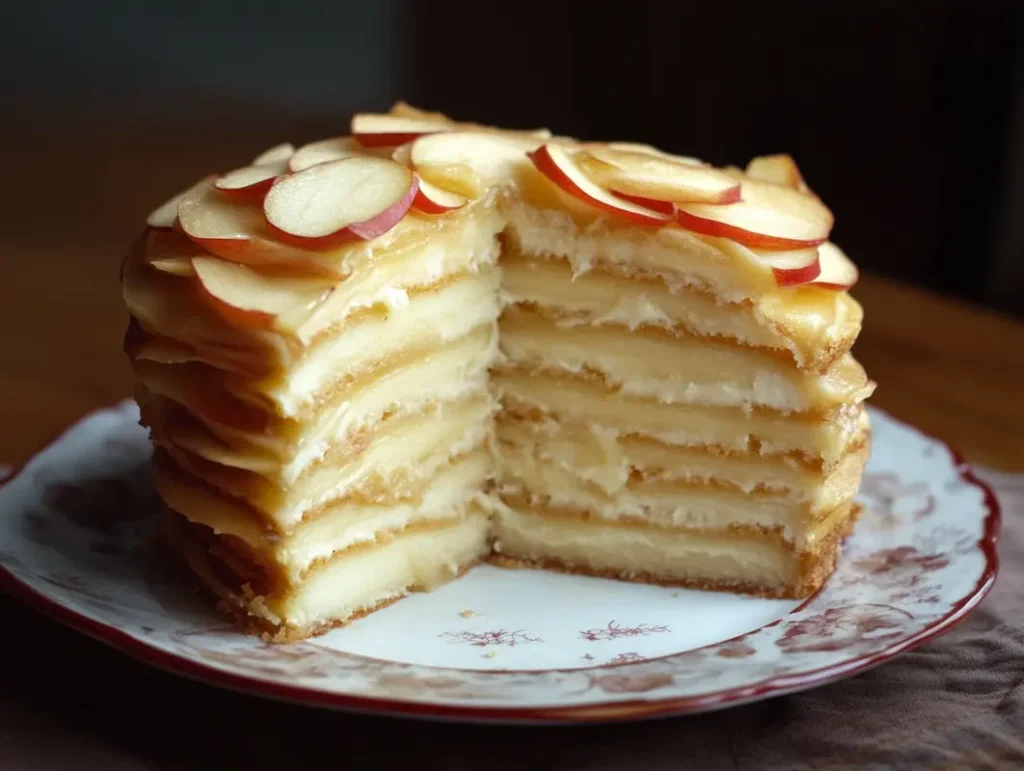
351,114,450,147
149,256,197,277
393,143,469,213
146,175,216,230
214,160,287,203
586,141,704,167
578,147,741,204
759,247,821,286
288,136,363,172
745,154,810,193
192,256,335,330
252,142,295,166
809,241,858,290
410,131,543,193
675,178,833,249
527,144,673,226
263,156,417,250
177,180,345,277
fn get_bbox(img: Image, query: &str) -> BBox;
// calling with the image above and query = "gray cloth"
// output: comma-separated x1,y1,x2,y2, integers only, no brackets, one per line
1,469,1021,770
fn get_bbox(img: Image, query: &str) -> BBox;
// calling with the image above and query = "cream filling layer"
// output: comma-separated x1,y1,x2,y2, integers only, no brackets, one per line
498,307,871,413
495,413,870,504
490,501,796,589
163,393,495,528
499,253,862,371
493,368,864,467
138,324,498,480
156,448,491,580
246,269,501,417
494,439,864,546
177,509,490,632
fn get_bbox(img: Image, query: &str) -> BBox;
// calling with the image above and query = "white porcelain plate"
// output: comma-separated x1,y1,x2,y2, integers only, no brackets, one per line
0,401,999,723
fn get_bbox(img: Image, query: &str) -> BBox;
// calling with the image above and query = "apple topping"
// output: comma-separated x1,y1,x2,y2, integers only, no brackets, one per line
214,160,287,203
145,175,216,230
393,143,469,213
252,142,295,166
745,154,810,193
675,177,833,250
409,131,545,195
263,156,417,250
176,180,345,277
760,248,821,286
809,241,858,290
191,256,335,331
527,143,673,226
288,136,362,172
578,146,741,204
351,114,451,147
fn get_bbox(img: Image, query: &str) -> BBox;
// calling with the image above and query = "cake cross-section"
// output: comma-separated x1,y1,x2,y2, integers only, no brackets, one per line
120,102,873,641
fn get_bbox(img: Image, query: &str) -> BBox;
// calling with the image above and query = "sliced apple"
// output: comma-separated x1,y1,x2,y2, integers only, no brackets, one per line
393,143,469,213
527,144,673,226
587,141,704,167
745,154,810,193
387,101,456,124
263,156,417,250
177,180,345,277
809,241,858,290
578,147,741,204
760,247,821,286
214,160,287,203
675,177,833,250
252,142,295,166
145,175,216,230
288,136,363,172
351,114,450,147
192,256,334,330
410,131,544,194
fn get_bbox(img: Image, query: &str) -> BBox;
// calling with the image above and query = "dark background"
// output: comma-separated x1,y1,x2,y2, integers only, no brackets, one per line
2,0,1022,318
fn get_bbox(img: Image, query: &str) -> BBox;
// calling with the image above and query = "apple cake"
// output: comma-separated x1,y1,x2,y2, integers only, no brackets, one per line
120,102,874,641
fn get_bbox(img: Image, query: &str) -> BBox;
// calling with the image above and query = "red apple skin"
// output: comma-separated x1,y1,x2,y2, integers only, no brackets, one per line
215,176,279,205
264,175,419,251
615,192,677,217
771,260,822,287
675,208,829,251
527,146,671,226
194,280,275,330
186,235,345,279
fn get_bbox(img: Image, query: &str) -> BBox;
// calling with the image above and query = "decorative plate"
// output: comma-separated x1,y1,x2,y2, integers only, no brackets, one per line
0,401,999,724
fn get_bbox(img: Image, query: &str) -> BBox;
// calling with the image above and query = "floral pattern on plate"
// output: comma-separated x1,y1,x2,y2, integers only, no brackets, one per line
0,401,999,723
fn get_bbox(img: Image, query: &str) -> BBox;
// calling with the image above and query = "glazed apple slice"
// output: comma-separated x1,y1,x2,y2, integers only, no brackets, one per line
146,175,216,230
745,154,810,193
214,160,287,203
760,248,821,286
288,136,363,172
809,241,858,290
527,144,673,226
578,146,741,204
177,180,345,277
192,256,335,330
263,156,417,250
410,130,544,195
675,178,833,249
252,142,295,166
393,143,468,213
351,114,451,147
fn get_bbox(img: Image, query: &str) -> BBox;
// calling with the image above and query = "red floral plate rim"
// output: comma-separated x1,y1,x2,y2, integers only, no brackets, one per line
0,402,1001,724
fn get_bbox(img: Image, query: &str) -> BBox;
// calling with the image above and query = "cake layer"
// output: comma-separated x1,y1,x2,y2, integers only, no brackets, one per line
122,200,503,374
495,411,869,503
494,367,865,467
148,391,494,527
490,499,858,598
154,448,491,582
136,323,497,479
498,305,872,413
494,430,869,545
499,251,862,372
161,508,490,641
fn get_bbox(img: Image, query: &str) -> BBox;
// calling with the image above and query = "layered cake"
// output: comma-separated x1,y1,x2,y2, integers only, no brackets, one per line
120,102,874,641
